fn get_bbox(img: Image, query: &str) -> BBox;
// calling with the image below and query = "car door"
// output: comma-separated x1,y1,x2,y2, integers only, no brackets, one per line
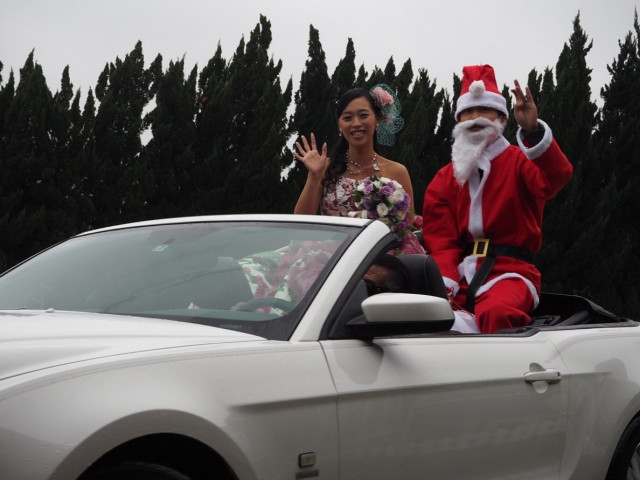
321,333,570,479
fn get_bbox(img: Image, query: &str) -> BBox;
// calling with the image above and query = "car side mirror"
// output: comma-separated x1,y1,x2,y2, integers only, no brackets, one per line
346,293,454,339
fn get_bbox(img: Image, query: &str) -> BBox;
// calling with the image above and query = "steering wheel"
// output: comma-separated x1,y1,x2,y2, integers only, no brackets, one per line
238,297,297,313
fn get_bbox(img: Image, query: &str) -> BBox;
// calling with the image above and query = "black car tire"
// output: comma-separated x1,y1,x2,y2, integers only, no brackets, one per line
606,416,640,480
82,461,193,480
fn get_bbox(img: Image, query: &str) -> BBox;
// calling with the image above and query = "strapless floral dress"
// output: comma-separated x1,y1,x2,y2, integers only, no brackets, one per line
320,176,425,255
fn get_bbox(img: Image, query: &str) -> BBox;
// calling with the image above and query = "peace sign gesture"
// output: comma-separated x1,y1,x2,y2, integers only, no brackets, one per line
511,79,539,131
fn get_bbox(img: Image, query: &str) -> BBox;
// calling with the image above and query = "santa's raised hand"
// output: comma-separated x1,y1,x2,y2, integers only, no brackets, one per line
511,79,539,131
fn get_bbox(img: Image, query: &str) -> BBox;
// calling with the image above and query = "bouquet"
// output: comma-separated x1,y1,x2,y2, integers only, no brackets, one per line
351,176,412,237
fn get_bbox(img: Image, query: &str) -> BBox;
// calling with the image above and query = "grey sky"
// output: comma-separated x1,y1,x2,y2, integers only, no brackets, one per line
1,0,638,107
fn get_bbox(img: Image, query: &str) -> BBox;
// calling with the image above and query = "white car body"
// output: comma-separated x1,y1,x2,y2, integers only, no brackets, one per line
0,214,638,480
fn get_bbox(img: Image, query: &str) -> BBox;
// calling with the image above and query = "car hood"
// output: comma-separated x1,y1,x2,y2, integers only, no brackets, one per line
0,309,263,380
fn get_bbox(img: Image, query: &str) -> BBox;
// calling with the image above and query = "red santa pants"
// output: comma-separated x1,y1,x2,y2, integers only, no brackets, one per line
459,277,536,334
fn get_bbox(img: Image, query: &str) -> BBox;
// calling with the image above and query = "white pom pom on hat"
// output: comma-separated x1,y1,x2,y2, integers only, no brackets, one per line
469,80,486,95
455,64,509,120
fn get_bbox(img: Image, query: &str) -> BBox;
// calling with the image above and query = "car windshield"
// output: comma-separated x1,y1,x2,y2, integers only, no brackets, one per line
0,220,358,340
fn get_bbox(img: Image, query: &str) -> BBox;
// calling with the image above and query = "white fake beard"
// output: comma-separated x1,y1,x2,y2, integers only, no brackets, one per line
451,117,505,186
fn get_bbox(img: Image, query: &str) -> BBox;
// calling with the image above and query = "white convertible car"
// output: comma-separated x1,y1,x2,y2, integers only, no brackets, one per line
0,214,638,480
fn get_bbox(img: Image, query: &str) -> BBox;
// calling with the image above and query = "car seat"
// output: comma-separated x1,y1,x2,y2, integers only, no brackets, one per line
397,254,448,299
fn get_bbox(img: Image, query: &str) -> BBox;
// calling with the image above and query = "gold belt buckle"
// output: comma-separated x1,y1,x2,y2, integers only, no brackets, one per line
472,238,489,257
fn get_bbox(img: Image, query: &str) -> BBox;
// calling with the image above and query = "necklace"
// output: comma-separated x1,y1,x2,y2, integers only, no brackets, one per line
346,150,380,175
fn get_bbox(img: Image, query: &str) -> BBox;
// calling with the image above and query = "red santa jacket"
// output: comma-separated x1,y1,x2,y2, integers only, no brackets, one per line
422,121,573,301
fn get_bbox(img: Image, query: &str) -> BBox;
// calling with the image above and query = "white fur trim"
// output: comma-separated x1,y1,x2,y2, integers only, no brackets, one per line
469,80,486,95
475,273,540,308
516,119,553,160
455,90,509,120
451,310,481,333
459,253,540,309
442,276,460,297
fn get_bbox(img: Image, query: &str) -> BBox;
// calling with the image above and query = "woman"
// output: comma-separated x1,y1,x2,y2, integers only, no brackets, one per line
293,85,424,254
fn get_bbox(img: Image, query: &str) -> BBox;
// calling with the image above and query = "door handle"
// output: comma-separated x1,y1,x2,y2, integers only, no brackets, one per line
524,369,562,384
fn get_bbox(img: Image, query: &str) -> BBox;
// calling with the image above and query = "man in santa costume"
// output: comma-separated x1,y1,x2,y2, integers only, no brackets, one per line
422,64,573,333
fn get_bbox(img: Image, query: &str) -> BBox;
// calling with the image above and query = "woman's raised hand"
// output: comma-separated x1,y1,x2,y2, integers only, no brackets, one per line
294,133,329,178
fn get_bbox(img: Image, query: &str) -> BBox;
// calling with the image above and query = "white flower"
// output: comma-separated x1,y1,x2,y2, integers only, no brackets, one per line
347,210,368,218
376,203,389,217
390,189,405,203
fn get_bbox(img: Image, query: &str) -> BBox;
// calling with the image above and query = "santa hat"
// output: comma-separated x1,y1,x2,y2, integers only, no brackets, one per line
454,64,508,121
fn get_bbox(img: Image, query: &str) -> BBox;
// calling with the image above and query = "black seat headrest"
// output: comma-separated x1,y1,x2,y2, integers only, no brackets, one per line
397,254,448,299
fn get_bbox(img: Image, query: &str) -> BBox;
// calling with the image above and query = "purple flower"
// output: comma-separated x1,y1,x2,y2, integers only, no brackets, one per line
363,182,375,195
380,184,395,197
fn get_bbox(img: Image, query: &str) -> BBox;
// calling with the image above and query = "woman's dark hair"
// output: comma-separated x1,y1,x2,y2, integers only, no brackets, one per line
323,88,381,187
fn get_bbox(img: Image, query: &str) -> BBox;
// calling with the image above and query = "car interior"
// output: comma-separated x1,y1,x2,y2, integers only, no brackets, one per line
326,252,635,339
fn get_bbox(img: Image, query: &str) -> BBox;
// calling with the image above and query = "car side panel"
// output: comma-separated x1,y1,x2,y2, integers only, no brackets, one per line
540,327,640,480
322,335,570,479
0,342,339,480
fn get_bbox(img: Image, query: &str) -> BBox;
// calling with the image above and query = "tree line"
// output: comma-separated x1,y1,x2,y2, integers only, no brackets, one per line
0,12,639,318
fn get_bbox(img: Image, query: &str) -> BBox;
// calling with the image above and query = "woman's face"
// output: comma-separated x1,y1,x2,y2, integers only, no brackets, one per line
337,97,378,147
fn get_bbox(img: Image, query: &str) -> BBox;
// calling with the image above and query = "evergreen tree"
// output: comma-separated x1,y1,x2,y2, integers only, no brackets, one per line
584,10,640,316
193,15,291,214
365,66,387,88
396,69,448,215
547,13,597,163
50,66,84,234
395,59,414,105
144,59,198,218
0,52,67,268
355,64,369,87
383,60,414,173
74,89,98,231
330,38,356,99
536,13,599,298
286,24,336,210
91,42,162,227
0,63,15,157
193,43,231,212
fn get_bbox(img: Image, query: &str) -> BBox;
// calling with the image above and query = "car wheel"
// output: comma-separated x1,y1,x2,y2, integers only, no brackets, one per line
606,417,640,480
81,461,193,480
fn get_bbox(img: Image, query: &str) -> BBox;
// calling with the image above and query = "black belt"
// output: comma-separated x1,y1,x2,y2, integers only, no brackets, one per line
463,239,535,313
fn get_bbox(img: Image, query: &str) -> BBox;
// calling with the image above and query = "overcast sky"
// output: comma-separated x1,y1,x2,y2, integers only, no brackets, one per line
1,0,639,107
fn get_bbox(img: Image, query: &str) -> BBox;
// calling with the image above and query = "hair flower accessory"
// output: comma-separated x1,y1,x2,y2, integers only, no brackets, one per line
369,84,404,146
352,176,411,237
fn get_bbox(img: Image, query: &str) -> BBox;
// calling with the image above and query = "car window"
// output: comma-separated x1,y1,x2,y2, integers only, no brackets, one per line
0,221,358,340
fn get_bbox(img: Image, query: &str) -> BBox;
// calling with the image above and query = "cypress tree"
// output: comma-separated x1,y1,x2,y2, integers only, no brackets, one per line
366,66,387,88
0,52,64,268
395,59,414,105
330,38,356,100
193,43,231,213
396,69,447,215
193,15,291,214
0,63,15,157
536,13,598,297
75,89,97,231
144,59,198,218
286,24,336,211
91,42,162,227
50,67,84,235
584,10,640,316
355,64,369,87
